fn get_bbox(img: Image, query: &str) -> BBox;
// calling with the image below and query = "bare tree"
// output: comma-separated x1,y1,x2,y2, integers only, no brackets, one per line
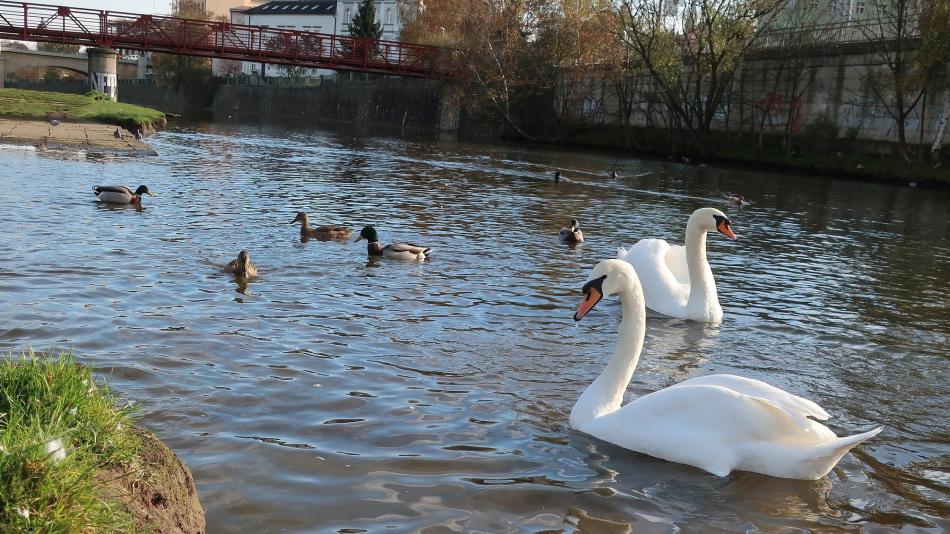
615,0,782,156
862,0,927,162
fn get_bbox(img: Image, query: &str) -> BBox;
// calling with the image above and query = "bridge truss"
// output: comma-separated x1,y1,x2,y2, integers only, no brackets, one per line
0,0,442,78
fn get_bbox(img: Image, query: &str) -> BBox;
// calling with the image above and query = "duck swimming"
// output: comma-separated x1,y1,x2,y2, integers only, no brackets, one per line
290,212,351,240
225,250,257,278
93,185,153,205
355,226,431,261
559,218,584,244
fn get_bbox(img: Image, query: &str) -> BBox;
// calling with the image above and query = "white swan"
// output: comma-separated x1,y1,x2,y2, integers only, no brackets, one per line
570,259,882,480
617,207,736,322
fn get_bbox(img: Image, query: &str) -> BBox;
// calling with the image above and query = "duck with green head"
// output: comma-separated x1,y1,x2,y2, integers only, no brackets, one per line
355,226,432,261
290,211,351,240
93,185,153,205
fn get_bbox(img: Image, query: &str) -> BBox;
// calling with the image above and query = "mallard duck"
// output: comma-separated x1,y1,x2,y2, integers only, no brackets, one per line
290,212,351,240
225,250,258,277
93,185,152,204
559,218,584,244
355,226,431,261
729,194,746,206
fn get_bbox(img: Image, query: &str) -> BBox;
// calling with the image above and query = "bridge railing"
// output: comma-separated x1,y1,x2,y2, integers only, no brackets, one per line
0,1,443,78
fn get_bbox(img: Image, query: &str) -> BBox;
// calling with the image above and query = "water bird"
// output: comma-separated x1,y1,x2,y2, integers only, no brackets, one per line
729,194,746,206
290,212,351,240
134,129,143,140
113,128,121,140
93,185,153,205
558,218,584,244
616,207,736,322
225,250,257,278
570,259,882,479
355,226,431,261
610,170,618,179
554,171,561,183
49,119,61,126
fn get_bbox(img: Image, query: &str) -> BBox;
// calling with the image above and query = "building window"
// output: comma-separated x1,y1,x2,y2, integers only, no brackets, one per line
345,7,352,20
854,1,865,14
386,8,394,24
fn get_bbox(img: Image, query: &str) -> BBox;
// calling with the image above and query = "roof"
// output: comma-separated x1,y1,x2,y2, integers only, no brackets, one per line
244,1,336,15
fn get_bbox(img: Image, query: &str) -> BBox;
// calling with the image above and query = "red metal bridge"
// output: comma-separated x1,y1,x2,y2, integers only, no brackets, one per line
0,1,442,78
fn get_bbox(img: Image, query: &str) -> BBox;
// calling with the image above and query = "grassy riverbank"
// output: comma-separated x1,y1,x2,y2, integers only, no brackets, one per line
0,88,164,131
0,353,203,533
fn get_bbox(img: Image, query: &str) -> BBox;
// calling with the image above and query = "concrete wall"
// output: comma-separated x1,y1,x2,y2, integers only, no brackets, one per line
210,77,441,131
564,45,948,146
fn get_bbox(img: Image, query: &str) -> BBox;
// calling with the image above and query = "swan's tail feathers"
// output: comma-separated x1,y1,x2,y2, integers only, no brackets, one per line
617,246,629,260
805,427,883,479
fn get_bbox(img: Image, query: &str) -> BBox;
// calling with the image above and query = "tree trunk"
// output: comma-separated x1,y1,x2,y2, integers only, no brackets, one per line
932,87,950,163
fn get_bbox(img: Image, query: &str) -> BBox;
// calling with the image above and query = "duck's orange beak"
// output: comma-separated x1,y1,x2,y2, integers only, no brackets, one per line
574,287,602,321
717,220,737,240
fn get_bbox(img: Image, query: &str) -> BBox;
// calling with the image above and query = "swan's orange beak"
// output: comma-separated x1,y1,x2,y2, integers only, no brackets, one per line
717,220,737,240
574,287,602,321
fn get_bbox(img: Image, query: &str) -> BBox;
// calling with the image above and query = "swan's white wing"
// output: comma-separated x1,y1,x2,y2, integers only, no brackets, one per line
584,382,878,478
617,239,689,315
664,245,689,285
675,374,830,421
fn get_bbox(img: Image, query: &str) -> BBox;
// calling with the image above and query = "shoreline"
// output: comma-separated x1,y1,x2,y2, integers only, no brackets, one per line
0,118,157,155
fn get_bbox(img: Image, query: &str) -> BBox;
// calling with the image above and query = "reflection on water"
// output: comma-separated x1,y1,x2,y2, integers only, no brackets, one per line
0,126,947,533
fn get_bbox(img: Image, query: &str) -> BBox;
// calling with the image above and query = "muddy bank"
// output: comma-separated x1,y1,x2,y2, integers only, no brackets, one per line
100,429,205,534
0,118,158,155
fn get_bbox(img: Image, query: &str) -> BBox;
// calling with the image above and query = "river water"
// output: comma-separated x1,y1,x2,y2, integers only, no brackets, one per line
1,124,947,532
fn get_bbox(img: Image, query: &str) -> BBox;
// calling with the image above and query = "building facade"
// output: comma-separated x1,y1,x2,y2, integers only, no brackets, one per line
217,0,407,78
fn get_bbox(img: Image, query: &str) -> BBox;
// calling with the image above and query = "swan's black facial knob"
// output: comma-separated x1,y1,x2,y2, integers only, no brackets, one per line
713,215,737,240
575,274,606,321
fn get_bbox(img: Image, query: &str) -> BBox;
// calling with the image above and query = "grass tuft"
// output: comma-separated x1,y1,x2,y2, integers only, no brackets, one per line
0,88,164,130
0,351,138,533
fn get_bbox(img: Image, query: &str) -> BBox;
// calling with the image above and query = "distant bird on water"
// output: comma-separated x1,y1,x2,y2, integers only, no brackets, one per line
610,170,617,179
93,185,153,205
290,211,351,240
554,171,560,183
225,250,258,278
113,128,121,140
558,218,584,244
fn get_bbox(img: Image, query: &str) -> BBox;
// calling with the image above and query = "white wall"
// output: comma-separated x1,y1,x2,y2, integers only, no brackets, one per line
225,9,338,77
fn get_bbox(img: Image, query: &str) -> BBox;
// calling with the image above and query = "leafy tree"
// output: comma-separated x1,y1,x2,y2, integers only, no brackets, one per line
151,0,211,87
0,40,29,50
615,0,783,156
37,42,81,54
348,0,383,40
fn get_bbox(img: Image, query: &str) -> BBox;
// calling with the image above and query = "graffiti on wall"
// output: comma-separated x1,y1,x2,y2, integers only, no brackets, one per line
90,72,117,100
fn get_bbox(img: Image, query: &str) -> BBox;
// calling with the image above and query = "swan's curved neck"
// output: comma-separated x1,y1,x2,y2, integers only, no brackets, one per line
570,285,646,429
684,223,718,307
